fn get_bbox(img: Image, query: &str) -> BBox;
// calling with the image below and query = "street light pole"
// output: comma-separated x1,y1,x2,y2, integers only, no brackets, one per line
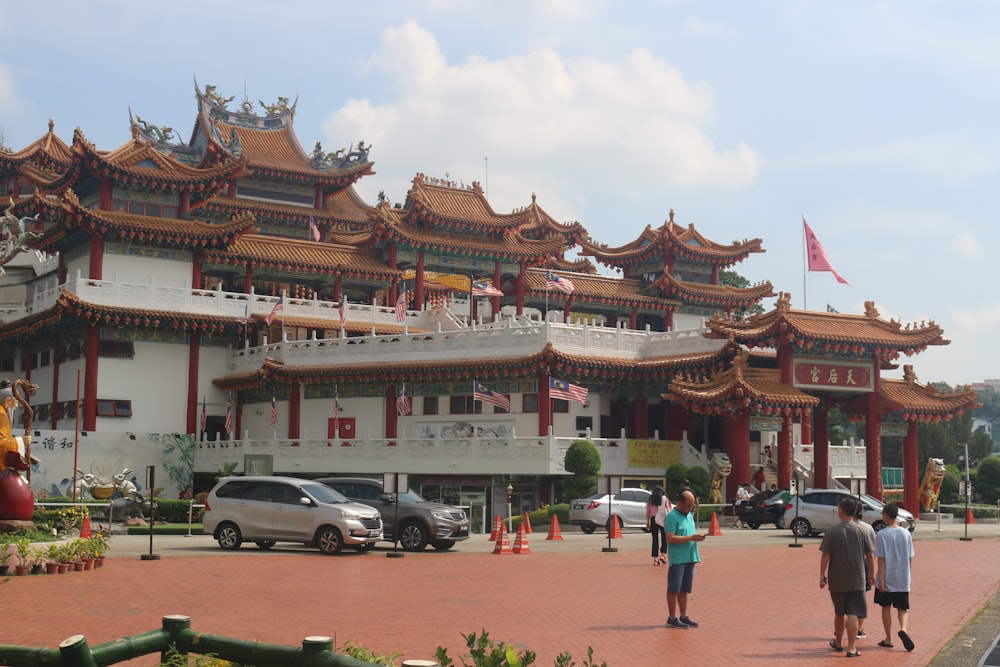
506,483,513,533
960,442,972,542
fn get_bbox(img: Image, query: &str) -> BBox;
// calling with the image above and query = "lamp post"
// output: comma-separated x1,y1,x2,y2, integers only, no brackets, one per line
959,442,972,542
506,483,513,533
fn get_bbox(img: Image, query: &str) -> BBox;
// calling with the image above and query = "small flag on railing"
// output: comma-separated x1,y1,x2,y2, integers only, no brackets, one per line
265,294,284,325
549,377,588,405
471,280,503,297
474,381,510,412
395,286,407,322
396,384,412,416
309,216,321,241
270,395,278,426
545,271,575,294
338,295,347,327
200,397,207,433
224,394,232,433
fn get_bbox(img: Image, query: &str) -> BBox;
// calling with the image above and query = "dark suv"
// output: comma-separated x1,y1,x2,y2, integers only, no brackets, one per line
316,477,470,552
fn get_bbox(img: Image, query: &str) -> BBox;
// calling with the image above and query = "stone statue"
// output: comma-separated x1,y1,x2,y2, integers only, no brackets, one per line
0,198,40,268
0,378,38,523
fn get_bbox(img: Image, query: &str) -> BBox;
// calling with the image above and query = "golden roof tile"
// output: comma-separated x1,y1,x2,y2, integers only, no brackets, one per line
206,234,398,279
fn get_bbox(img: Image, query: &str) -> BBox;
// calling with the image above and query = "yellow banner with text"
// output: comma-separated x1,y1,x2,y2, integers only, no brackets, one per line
627,439,682,469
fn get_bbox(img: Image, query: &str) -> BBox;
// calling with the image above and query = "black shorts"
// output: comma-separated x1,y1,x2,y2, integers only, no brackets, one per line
874,588,910,610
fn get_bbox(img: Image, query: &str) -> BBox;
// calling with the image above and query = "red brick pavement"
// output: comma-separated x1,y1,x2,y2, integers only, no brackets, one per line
3,534,998,666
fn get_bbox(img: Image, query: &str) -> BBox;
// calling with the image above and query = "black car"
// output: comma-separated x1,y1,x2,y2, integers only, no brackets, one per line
738,489,790,529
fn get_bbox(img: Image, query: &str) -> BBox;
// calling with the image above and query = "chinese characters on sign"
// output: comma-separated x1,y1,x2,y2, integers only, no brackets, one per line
626,439,682,468
791,356,874,393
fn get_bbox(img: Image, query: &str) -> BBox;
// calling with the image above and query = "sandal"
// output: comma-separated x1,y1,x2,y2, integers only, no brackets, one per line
846,650,861,657
877,640,893,648
829,639,844,652
652,558,660,566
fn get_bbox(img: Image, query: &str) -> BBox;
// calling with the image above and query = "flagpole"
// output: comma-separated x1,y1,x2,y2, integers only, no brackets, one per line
801,216,808,310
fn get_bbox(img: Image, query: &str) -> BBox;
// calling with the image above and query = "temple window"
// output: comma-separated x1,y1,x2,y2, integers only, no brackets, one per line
98,340,135,359
522,394,539,413
96,399,133,418
422,396,438,415
449,396,483,415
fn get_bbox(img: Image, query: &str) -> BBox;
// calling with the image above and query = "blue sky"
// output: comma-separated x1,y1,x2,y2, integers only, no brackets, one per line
0,1,995,386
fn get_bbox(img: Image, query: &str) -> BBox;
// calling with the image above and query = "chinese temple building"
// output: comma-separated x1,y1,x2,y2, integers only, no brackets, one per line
0,82,977,521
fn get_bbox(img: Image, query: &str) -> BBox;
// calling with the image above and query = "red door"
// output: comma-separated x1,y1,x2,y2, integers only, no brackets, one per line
328,417,356,445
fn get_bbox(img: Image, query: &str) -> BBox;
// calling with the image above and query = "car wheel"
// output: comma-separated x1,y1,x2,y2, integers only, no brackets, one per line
872,520,887,532
216,523,243,550
315,526,344,555
580,524,596,535
605,515,623,533
399,521,429,552
353,542,375,553
774,516,785,530
431,540,455,551
790,517,812,537
747,520,761,530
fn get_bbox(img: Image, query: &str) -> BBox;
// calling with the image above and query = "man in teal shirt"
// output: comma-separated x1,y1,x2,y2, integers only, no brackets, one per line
664,489,706,628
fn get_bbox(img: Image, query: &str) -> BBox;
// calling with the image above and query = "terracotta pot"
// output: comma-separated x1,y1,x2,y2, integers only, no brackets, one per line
57,563,70,574
84,558,95,570
15,565,29,576
73,561,86,572
95,556,105,568
45,562,60,574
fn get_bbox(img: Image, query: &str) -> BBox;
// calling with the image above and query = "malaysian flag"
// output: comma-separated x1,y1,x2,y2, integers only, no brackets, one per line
200,397,207,433
549,377,588,405
332,389,341,426
474,380,511,412
224,395,232,433
395,286,407,322
308,216,321,241
270,395,278,426
338,295,346,327
265,294,284,325
471,280,503,297
545,271,575,294
396,384,412,416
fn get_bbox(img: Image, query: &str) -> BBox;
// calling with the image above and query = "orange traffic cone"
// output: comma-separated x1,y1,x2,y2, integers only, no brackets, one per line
489,514,502,541
707,512,723,536
80,514,92,538
512,522,532,554
608,515,623,539
546,514,564,541
966,507,976,524
522,512,532,533
492,523,513,555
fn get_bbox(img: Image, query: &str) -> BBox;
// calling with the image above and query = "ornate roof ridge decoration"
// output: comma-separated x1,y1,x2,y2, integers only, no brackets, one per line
653,273,775,308
705,292,949,362
0,118,74,174
667,348,821,415
27,190,254,252
840,364,981,423
523,268,681,307
203,189,374,230
579,208,765,270
205,233,400,281
192,80,372,186
546,256,597,274
368,202,568,262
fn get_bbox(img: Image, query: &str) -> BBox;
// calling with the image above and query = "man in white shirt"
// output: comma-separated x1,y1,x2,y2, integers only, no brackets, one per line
874,503,915,651
734,482,752,528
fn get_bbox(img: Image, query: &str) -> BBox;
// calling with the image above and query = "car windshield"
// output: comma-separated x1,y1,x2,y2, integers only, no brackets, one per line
859,494,884,509
389,489,425,503
300,482,350,504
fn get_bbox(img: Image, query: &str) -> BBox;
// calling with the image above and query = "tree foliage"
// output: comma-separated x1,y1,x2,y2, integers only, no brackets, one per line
559,440,602,502
974,456,1000,504
718,270,764,318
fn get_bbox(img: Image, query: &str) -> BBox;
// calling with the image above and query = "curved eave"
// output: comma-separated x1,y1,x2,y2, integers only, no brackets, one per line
206,234,398,281
202,192,374,232
523,270,672,307
668,367,821,411
842,380,981,421
58,290,247,334
0,123,74,171
658,276,775,308
383,220,566,262
548,256,597,274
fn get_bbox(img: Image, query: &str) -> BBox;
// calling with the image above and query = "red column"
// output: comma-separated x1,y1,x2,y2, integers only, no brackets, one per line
415,252,425,312
666,403,691,440
388,245,398,304
663,308,672,332
632,397,648,438
562,298,572,323
903,421,920,514
777,412,793,489
630,307,638,330
178,189,191,219
243,265,253,293
801,408,812,446
730,410,751,502
83,326,99,431
865,372,883,499
227,179,237,198
288,383,300,440
491,264,502,321
386,385,398,439
314,184,324,209
813,405,829,489
192,251,203,291
516,262,525,316
89,236,103,280
98,178,113,210
538,375,551,437
186,334,200,435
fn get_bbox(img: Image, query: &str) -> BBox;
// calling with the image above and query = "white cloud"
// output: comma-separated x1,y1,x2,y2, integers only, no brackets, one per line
950,231,983,258
324,21,759,218
0,63,20,114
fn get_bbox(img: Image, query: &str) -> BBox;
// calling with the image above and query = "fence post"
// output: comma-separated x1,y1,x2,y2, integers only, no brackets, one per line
59,635,99,667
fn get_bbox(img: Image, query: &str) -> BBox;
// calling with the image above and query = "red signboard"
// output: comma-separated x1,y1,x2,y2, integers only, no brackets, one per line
792,356,874,393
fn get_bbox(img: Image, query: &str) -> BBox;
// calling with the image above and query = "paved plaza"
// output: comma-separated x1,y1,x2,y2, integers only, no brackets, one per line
3,521,999,666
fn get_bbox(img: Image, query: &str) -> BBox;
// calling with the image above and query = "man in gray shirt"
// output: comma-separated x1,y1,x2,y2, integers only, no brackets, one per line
819,496,875,657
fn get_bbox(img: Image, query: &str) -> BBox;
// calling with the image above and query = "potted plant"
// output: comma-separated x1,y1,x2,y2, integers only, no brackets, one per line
89,534,110,567
44,544,63,574
14,537,32,575
0,539,12,575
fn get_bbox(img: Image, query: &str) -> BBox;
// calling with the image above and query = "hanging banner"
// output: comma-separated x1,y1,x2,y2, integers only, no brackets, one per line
627,439,682,468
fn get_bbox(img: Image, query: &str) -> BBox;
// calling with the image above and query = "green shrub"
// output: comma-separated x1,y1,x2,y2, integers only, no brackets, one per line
685,465,709,501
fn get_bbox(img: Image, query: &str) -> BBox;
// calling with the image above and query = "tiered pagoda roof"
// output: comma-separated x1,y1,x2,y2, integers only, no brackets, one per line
579,209,765,270
26,190,253,253
0,119,74,188
667,349,821,415
706,293,948,365
653,274,774,311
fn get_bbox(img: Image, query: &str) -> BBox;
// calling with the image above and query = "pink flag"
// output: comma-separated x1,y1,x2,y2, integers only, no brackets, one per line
309,216,321,242
803,218,848,285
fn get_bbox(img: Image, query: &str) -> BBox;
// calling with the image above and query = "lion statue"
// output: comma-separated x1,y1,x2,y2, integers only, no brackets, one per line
708,452,733,504
919,457,947,512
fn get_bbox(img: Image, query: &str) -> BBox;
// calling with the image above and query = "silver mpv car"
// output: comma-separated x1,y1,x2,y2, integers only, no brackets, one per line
203,476,383,554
